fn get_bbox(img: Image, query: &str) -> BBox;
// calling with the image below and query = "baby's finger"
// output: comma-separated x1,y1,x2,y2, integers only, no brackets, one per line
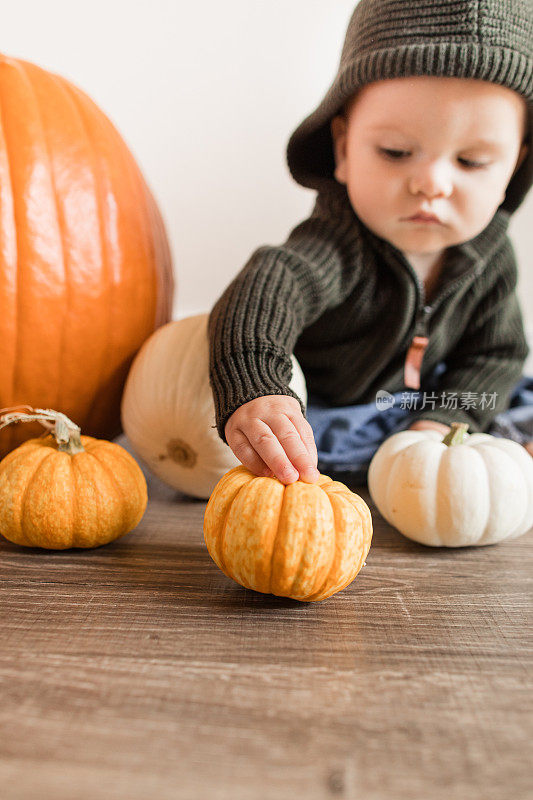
286,412,318,472
245,419,301,484
227,429,274,478
267,416,320,483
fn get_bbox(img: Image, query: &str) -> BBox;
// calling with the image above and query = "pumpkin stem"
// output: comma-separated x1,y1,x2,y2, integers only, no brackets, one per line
442,422,469,447
0,407,85,454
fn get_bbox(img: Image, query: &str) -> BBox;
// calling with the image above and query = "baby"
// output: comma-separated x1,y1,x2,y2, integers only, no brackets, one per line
208,0,532,484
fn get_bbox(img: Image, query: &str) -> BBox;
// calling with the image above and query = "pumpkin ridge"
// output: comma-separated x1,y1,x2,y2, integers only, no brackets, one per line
92,82,154,340
82,448,128,531
434,447,449,546
0,61,22,420
306,486,373,601
299,486,338,600
6,438,54,472
117,115,156,337
88,441,147,526
306,489,358,601
287,494,309,597
474,443,521,545
338,487,373,558
217,476,249,583
0,443,51,544
85,76,160,390
267,479,289,596
69,454,86,546
314,570,362,603
0,438,46,472
287,484,334,598
20,449,63,547
58,78,112,433
142,180,173,325
29,66,69,416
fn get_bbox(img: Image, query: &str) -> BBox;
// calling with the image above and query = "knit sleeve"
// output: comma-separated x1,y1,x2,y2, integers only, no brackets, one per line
208,190,363,443
411,242,529,432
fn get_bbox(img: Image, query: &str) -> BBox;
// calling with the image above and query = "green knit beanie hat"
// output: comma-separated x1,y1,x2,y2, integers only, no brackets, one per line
287,0,533,214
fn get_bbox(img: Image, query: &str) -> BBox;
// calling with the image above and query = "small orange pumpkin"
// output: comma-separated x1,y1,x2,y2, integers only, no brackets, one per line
204,466,372,602
0,407,147,549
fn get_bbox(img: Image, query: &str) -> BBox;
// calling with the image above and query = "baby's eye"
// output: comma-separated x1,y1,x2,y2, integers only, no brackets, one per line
378,147,410,160
458,157,489,169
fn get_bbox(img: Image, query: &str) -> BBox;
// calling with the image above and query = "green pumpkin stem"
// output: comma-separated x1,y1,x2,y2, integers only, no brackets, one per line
0,406,85,454
442,422,469,447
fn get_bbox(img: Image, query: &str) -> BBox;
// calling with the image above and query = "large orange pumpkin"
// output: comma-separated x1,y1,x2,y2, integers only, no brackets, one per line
0,53,174,458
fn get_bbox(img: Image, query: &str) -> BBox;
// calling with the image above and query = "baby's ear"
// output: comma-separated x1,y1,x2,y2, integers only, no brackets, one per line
330,115,348,184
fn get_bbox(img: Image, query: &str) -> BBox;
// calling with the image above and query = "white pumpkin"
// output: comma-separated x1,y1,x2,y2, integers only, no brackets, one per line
368,422,533,547
121,313,308,499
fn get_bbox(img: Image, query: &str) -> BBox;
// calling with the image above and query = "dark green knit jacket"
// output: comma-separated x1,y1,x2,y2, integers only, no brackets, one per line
208,183,528,442
208,0,532,444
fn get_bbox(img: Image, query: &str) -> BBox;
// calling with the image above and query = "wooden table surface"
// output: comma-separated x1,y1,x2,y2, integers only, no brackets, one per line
1,436,532,800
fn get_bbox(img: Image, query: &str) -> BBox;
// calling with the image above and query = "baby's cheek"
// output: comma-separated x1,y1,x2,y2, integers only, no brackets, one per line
458,173,508,222
455,197,501,242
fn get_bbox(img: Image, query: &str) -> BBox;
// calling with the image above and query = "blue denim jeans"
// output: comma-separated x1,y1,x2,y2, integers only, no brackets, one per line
305,362,533,486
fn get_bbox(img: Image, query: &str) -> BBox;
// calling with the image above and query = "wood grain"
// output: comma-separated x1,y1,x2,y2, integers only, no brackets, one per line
0,436,531,800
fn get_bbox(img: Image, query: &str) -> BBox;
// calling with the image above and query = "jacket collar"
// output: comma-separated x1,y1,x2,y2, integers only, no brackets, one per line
315,183,511,283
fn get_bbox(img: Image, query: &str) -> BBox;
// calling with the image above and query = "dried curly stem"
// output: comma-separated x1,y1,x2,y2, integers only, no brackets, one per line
0,406,84,454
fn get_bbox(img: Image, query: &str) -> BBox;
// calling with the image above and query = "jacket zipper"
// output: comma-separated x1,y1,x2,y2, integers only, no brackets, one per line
404,304,431,389
402,263,431,389
402,262,483,390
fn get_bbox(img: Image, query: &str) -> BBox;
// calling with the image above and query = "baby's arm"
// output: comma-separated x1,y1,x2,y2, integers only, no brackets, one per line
208,193,363,451
225,395,320,484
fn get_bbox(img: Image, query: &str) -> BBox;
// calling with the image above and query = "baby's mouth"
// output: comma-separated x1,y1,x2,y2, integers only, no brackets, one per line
404,212,442,224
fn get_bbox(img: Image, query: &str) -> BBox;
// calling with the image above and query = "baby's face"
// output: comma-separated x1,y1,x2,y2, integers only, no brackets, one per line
331,77,528,257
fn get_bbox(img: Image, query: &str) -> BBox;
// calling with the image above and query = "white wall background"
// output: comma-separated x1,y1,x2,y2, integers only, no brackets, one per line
3,0,532,367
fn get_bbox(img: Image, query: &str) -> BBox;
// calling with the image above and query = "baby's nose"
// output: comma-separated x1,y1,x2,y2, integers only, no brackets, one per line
409,162,453,198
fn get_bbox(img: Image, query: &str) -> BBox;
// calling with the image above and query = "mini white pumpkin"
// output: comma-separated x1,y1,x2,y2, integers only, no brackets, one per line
368,422,533,547
121,313,307,499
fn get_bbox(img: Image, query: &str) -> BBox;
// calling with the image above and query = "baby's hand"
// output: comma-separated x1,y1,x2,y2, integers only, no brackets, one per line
225,395,320,484
409,420,451,435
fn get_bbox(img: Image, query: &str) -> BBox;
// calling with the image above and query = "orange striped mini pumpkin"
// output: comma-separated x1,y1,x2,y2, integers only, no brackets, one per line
204,466,372,602
0,408,147,549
